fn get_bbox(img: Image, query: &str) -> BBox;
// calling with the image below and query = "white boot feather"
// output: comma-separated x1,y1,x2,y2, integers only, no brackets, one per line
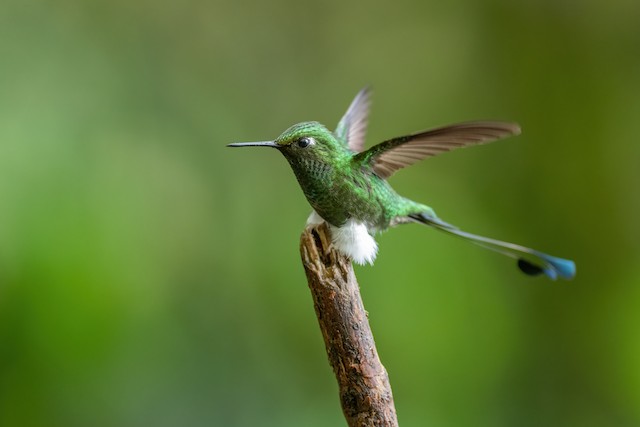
306,211,378,265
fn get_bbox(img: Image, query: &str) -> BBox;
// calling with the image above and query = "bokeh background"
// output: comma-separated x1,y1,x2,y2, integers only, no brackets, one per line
1,1,639,426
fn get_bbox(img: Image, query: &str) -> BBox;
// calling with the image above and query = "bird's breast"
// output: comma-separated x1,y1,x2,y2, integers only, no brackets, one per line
288,158,395,229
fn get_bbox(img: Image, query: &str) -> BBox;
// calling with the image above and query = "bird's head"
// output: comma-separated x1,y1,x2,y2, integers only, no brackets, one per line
228,121,350,166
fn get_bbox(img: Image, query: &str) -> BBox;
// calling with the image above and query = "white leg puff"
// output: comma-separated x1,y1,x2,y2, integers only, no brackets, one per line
306,211,378,265
306,210,325,227
329,220,378,266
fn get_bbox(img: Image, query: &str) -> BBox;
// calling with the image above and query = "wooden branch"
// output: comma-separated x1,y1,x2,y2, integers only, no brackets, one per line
300,223,399,427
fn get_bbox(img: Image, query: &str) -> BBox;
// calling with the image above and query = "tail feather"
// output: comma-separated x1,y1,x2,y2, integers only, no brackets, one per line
409,213,575,280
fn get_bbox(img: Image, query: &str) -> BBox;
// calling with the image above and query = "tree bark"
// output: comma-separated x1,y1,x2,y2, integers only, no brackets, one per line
300,223,399,427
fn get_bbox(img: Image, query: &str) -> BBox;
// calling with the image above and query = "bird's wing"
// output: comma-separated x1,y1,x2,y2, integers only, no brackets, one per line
354,121,521,179
334,87,372,153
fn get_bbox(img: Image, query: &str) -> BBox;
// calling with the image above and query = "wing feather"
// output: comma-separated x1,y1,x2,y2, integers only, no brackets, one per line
354,121,521,179
335,87,372,153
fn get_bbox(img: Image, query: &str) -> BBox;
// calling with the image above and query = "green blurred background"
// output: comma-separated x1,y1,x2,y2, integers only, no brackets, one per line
1,0,639,426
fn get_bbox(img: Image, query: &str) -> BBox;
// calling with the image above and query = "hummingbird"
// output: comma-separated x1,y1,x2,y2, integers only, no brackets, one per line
228,88,575,280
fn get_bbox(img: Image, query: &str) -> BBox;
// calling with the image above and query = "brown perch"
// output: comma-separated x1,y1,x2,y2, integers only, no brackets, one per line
300,223,399,427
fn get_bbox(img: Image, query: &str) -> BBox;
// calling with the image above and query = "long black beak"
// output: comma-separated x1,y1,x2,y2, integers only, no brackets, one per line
227,141,278,148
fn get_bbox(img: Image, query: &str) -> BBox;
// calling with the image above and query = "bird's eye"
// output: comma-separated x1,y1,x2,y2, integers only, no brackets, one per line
297,137,315,148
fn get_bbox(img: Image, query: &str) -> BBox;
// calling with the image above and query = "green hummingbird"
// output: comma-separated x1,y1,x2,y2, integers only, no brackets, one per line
228,88,575,280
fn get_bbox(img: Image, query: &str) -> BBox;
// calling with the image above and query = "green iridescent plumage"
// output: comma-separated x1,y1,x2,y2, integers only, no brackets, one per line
228,88,576,280
271,121,425,230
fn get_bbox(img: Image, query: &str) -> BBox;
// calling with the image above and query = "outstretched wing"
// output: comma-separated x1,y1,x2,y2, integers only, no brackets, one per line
354,121,521,179
335,87,372,153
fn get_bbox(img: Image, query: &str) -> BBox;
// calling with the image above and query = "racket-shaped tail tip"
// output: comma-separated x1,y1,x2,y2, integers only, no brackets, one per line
518,256,576,281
